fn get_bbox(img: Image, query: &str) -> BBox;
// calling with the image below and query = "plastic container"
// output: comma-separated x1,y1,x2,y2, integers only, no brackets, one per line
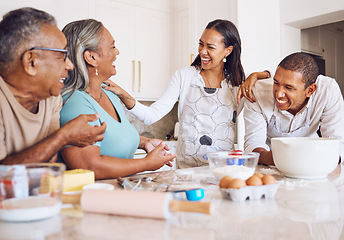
220,184,279,202
0,163,65,222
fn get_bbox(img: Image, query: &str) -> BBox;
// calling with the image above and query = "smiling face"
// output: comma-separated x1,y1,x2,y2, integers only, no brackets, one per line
198,28,232,71
273,67,316,115
96,27,119,79
35,24,74,98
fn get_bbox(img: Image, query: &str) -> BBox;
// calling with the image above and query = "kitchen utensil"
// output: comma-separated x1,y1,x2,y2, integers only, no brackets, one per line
174,122,180,140
62,189,212,219
207,151,259,180
129,176,153,182
0,163,65,222
154,183,204,201
271,137,340,179
173,188,205,201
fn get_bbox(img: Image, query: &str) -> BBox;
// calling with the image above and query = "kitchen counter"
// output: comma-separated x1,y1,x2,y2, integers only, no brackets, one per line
1,164,344,240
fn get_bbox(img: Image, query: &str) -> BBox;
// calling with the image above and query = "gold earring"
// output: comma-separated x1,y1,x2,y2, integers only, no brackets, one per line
95,68,99,76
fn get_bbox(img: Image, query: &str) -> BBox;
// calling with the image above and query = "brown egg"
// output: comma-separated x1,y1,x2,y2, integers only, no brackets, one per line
246,175,263,186
253,172,264,178
219,176,233,189
228,178,246,189
262,174,276,185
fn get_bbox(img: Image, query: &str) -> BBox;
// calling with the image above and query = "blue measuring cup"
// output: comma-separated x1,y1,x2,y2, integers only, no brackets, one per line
173,188,205,201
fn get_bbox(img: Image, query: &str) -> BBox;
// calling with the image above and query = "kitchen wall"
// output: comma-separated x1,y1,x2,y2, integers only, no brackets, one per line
0,0,89,30
235,0,344,75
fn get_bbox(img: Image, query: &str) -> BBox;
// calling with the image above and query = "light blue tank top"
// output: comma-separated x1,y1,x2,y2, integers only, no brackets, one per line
60,88,139,159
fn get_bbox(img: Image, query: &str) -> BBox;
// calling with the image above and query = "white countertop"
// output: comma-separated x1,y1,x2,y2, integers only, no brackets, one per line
1,164,344,240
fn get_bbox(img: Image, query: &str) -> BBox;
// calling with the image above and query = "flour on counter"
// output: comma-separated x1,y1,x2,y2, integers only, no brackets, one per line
212,165,255,180
259,167,283,176
278,178,309,190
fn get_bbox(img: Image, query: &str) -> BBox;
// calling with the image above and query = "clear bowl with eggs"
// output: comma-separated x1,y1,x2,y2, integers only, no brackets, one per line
207,151,259,181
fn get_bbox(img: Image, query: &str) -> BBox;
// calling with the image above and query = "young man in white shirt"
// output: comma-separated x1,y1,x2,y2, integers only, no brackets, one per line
244,52,344,165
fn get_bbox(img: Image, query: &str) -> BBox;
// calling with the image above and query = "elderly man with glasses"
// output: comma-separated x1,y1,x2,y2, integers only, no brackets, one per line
0,7,106,165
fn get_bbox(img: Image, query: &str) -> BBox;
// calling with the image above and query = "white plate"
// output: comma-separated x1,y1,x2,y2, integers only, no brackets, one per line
0,196,61,222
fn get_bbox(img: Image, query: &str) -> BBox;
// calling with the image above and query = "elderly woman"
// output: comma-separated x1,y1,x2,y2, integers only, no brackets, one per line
60,19,175,180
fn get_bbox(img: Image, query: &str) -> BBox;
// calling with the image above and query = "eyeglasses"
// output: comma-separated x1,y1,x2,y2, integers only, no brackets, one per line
28,47,68,61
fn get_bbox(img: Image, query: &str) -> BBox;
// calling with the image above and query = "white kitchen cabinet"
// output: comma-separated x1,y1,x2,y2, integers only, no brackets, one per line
301,27,323,55
301,24,344,96
1,1,171,100
0,0,89,30
172,1,191,72
94,0,171,100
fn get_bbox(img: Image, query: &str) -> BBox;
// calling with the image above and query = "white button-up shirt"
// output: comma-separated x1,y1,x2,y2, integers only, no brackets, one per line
244,75,344,159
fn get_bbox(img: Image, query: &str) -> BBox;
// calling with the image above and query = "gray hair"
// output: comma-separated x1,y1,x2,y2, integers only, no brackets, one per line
61,19,103,97
0,7,56,75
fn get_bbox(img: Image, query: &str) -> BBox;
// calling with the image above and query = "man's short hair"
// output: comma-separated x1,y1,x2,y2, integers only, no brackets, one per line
0,7,56,75
278,52,319,88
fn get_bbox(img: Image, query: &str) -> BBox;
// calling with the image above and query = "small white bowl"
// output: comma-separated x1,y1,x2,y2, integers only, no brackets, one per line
271,137,340,179
82,183,115,191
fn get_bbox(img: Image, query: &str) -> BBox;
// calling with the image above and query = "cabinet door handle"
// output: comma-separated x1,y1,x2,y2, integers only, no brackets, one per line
132,60,135,92
138,61,141,92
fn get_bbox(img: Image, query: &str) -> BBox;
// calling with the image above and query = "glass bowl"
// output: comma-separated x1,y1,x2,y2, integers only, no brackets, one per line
207,151,259,181
0,163,65,222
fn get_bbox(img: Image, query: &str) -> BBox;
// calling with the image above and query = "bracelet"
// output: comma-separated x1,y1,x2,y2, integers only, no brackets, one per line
264,70,271,78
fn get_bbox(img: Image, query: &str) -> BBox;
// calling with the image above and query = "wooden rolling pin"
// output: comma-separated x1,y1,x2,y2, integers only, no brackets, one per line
63,189,212,219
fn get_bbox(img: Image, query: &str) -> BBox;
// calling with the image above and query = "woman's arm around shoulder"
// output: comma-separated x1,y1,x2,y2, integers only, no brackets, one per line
103,67,190,125
237,70,271,104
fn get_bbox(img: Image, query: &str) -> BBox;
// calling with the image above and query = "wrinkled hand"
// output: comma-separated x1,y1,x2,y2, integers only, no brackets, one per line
143,138,170,155
62,113,106,147
144,142,176,170
103,79,136,110
102,79,124,96
237,72,258,104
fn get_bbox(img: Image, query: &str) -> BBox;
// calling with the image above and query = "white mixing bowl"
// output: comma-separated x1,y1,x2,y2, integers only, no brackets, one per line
271,137,340,179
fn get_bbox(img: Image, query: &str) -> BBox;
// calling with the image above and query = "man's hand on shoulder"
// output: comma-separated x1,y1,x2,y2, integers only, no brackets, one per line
60,113,106,147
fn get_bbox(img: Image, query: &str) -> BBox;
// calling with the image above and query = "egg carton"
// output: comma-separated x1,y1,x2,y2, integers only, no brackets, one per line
220,183,279,202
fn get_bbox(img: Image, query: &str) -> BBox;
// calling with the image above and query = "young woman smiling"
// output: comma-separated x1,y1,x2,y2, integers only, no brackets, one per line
104,19,269,168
